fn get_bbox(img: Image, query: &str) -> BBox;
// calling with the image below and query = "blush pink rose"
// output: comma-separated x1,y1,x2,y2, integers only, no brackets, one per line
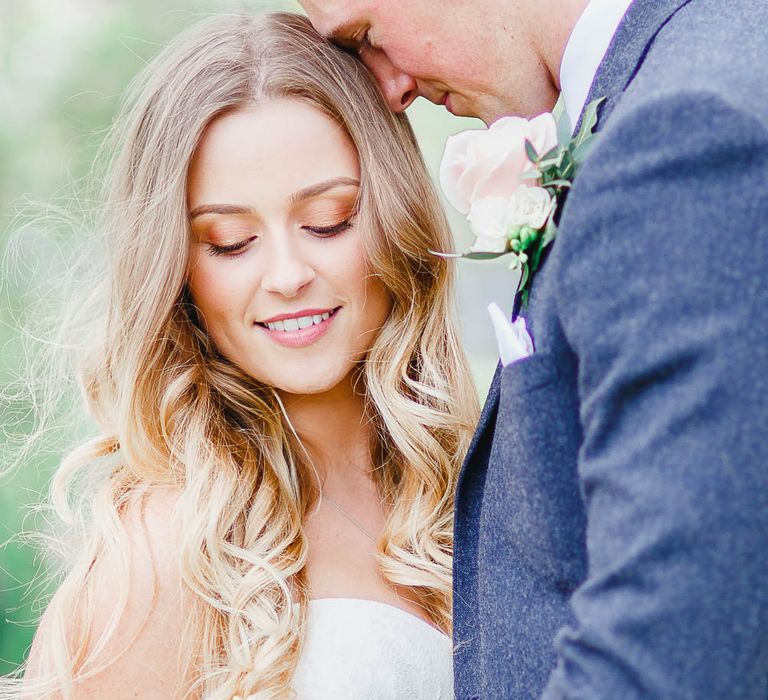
439,112,558,215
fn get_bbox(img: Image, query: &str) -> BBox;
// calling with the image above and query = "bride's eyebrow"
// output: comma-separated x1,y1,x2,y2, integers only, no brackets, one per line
188,178,360,220
290,177,360,204
188,204,255,220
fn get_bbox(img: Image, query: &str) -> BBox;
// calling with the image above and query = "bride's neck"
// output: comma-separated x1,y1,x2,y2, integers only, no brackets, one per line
280,375,371,482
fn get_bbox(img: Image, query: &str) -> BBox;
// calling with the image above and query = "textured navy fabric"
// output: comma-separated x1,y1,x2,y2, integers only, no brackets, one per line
453,0,768,697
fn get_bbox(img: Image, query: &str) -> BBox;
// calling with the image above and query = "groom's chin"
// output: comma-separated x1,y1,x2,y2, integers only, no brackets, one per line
479,90,562,126
469,98,514,126
442,94,492,124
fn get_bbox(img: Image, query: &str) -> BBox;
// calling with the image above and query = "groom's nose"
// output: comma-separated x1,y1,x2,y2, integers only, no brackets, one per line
360,50,418,112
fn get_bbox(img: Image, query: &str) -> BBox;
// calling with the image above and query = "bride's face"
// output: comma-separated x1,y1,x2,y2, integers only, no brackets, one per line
186,98,392,396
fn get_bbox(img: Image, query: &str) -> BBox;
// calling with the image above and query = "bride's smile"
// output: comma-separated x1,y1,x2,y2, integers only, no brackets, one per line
255,306,340,347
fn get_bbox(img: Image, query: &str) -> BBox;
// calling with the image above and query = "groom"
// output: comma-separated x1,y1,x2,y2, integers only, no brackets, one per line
300,0,768,697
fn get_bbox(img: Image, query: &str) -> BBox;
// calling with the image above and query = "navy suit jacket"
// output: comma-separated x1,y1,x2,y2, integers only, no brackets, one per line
453,0,768,697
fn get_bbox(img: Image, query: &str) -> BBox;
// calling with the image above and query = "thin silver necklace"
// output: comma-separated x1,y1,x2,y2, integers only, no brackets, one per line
322,491,377,542
273,390,379,543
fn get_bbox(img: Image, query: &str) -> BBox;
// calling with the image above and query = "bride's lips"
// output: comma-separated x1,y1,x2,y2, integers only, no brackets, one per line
255,307,340,348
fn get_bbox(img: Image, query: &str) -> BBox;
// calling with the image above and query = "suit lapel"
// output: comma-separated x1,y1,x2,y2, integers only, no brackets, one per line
457,0,695,498
460,363,500,466
455,363,501,498
575,0,694,133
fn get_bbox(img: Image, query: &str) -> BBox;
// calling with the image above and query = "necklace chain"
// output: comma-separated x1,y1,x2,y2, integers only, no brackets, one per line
322,492,377,542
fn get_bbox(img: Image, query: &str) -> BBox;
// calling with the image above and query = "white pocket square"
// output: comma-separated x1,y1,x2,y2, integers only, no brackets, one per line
487,302,534,367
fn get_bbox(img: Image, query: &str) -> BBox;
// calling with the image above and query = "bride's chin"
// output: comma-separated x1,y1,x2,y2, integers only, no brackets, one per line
229,352,357,397
268,370,352,398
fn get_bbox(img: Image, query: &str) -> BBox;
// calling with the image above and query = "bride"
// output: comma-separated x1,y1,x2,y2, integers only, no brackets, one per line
13,12,478,699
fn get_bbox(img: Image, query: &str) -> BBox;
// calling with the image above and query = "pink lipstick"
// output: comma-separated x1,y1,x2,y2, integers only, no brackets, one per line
255,307,340,348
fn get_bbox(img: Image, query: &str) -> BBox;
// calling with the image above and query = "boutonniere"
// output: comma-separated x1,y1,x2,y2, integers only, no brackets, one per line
435,97,604,306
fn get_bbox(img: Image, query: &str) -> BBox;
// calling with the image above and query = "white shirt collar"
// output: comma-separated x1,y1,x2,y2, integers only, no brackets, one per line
559,0,634,132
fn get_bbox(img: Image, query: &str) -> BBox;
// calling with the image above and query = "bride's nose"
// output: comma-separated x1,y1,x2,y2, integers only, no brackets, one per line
260,238,316,298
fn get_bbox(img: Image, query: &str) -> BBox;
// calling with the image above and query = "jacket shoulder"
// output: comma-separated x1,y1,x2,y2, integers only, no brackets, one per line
626,0,768,125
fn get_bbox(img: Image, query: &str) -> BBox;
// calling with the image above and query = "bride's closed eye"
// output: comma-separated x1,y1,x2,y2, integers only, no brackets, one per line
299,196,358,238
303,218,354,237
207,236,257,257
205,216,354,257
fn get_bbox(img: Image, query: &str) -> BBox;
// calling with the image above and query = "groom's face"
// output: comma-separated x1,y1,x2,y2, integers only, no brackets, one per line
300,0,525,123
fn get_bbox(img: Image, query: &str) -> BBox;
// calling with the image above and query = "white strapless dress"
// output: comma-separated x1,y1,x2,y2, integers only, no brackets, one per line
291,598,454,699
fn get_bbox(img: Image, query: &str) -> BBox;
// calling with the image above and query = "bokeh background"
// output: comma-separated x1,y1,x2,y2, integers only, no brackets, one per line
0,0,516,674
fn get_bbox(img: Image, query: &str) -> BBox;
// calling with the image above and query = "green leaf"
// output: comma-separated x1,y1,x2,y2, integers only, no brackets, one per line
463,251,511,261
558,159,575,180
571,134,598,165
557,151,573,173
517,262,530,295
525,139,539,163
431,248,512,262
428,249,464,258
530,241,545,274
520,169,542,180
574,97,605,147
556,108,573,146
539,144,561,162
541,214,559,249
552,94,567,122
537,156,561,170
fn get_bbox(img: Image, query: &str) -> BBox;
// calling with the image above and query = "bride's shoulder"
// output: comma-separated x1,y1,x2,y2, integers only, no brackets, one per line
123,485,183,563
117,485,184,590
95,484,186,622
27,485,188,696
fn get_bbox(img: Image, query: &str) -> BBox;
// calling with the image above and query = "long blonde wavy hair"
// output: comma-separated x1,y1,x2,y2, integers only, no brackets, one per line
5,12,479,699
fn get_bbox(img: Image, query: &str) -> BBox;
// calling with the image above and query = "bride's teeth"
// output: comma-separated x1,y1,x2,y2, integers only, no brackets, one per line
264,310,334,332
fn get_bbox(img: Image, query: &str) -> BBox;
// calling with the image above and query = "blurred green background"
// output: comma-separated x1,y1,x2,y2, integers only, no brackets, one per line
0,0,515,675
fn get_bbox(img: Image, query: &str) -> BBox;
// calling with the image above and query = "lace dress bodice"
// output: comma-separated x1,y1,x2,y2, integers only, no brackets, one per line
291,598,454,699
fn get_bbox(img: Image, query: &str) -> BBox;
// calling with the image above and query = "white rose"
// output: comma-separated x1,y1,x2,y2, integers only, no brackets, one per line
507,185,554,229
467,196,511,253
470,234,509,254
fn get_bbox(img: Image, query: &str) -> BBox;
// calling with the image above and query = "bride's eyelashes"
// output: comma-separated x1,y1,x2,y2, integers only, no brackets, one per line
205,217,356,258
206,236,256,257
302,217,354,237
301,199,359,237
